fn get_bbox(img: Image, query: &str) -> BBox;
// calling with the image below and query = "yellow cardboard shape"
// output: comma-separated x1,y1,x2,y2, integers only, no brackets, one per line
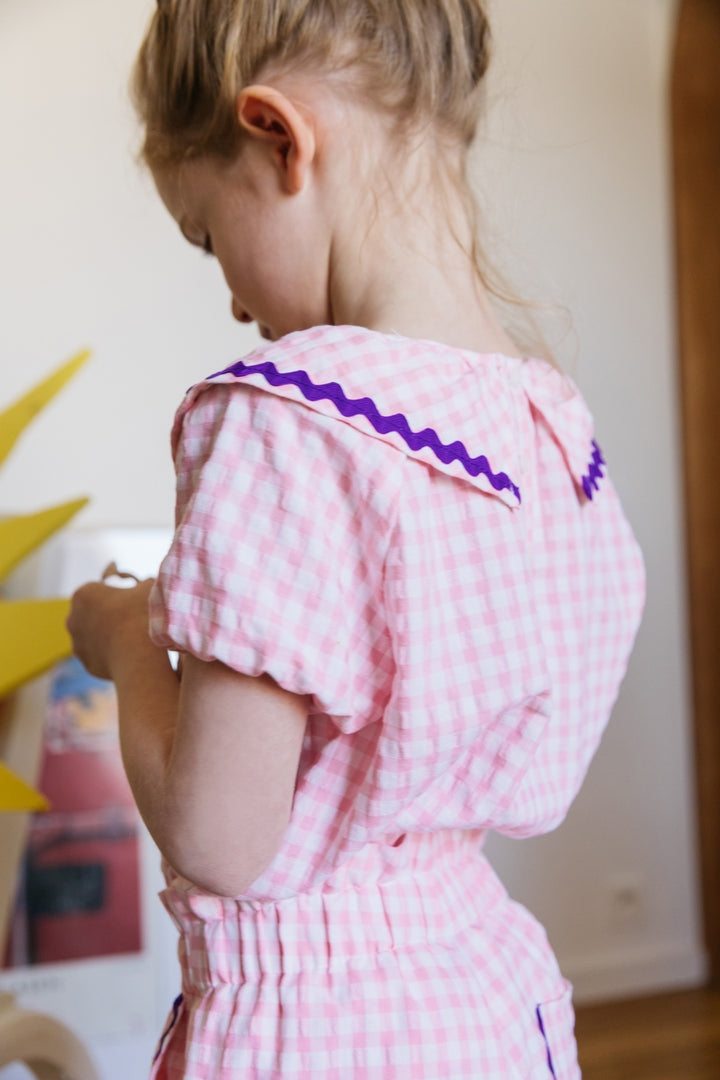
0,350,90,468
0,499,89,582
0,762,48,813
0,599,72,699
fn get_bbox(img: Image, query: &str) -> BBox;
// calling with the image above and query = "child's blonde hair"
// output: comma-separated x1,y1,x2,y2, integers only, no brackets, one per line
133,0,491,167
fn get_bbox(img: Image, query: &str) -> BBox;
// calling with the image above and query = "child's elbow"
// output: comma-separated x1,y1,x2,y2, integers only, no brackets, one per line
181,863,266,898
163,823,286,898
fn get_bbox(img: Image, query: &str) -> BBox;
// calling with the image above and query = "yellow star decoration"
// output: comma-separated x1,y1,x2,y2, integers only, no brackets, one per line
0,351,90,812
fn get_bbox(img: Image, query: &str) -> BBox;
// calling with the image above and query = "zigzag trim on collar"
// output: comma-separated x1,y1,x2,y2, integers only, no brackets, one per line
582,441,606,501
209,358,522,503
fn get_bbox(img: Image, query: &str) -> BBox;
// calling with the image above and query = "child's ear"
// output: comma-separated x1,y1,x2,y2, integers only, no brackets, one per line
236,85,316,195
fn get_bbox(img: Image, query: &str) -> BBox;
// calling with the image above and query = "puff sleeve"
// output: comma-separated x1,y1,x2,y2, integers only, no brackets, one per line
149,383,398,732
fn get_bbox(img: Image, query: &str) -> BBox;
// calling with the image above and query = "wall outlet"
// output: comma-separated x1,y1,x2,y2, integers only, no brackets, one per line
606,872,647,926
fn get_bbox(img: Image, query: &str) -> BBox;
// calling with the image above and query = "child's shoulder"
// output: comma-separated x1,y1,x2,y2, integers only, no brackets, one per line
185,324,484,409
174,326,601,508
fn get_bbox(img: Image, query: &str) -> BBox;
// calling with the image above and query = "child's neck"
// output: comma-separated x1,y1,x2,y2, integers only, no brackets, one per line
325,136,521,358
341,280,521,359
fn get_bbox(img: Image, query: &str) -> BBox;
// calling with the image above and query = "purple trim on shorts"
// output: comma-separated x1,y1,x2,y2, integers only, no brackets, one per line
208,359,522,502
536,1005,559,1079
582,440,606,501
153,993,183,1063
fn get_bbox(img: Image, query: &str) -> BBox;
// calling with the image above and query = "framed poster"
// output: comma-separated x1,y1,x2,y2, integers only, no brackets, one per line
0,527,178,1040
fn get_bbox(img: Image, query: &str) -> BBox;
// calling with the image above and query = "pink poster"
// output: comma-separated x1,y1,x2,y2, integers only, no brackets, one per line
3,656,141,968
0,527,176,1040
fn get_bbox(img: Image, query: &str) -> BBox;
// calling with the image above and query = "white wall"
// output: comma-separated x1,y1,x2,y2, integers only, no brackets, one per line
0,0,258,529
480,0,705,1003
0,0,705,1075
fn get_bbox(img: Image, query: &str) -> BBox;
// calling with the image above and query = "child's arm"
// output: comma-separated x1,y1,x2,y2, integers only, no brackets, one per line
67,580,307,896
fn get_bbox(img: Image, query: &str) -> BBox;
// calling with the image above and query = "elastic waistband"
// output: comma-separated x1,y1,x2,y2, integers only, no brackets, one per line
160,832,507,989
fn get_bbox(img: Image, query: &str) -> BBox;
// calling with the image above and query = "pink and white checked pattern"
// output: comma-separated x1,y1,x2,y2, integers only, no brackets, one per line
148,326,645,1079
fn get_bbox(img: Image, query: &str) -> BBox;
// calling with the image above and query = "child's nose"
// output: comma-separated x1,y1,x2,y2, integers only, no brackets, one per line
231,298,253,324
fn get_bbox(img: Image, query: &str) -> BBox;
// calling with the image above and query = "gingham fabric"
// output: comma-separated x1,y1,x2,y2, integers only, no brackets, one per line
148,325,645,1079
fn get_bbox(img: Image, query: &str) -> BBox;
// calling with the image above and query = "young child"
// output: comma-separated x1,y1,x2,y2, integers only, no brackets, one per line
67,1,645,1077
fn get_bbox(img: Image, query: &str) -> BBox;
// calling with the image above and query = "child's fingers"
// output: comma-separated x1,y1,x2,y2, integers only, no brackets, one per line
101,560,141,584
66,577,156,680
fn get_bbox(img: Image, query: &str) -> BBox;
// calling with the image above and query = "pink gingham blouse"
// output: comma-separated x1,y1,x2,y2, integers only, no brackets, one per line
148,325,644,1079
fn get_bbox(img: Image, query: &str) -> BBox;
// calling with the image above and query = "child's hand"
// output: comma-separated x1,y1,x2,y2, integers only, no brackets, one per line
66,577,157,682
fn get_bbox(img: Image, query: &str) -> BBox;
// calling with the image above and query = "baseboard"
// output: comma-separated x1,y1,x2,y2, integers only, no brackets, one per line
563,941,709,1005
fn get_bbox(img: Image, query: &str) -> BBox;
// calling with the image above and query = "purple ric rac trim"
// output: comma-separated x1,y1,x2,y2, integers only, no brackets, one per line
209,359,522,502
582,440,606,501
535,1006,559,1079
153,993,183,1063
